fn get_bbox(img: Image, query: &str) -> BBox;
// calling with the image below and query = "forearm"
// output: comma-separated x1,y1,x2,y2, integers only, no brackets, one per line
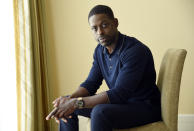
82,91,110,108
70,87,110,108
70,86,90,98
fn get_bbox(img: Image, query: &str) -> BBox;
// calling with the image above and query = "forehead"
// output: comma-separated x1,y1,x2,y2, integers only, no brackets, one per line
89,14,112,26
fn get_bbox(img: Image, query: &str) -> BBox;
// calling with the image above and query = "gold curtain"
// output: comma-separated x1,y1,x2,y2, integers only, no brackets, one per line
13,0,50,130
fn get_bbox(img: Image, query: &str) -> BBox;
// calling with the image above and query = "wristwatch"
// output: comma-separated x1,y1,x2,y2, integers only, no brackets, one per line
75,97,85,109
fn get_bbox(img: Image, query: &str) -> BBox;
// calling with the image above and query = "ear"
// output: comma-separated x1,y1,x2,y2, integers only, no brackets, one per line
114,18,119,28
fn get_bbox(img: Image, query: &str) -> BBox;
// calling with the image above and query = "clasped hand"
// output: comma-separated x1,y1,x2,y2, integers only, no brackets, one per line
46,96,77,123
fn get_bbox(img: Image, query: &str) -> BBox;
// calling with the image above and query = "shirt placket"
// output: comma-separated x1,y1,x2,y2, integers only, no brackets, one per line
107,54,113,72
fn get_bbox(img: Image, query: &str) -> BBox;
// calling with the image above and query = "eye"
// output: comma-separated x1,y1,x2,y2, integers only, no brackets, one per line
102,23,108,28
91,27,97,32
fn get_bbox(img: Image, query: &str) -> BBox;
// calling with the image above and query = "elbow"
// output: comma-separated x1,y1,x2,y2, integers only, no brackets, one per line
106,88,131,104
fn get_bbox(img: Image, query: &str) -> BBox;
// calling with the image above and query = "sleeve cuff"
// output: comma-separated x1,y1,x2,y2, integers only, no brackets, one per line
80,83,95,96
106,90,121,104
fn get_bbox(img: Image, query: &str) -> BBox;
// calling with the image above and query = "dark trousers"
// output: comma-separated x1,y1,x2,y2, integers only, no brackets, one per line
59,101,161,131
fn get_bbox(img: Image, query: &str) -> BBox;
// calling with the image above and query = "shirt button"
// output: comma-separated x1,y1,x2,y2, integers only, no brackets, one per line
109,66,112,69
109,58,111,61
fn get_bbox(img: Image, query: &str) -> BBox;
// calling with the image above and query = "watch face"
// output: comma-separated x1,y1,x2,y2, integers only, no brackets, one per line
76,100,84,109
76,97,84,109
78,100,84,108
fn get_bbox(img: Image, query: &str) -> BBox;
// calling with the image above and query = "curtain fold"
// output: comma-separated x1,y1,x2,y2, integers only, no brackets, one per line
13,0,50,131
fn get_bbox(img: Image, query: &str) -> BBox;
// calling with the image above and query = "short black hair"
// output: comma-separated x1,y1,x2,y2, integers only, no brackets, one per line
88,5,114,21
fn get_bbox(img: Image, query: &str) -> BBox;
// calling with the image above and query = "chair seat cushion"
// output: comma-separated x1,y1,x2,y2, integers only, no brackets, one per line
113,121,168,131
87,119,168,131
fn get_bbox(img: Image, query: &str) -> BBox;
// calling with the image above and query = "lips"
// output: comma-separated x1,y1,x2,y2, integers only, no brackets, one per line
99,37,107,42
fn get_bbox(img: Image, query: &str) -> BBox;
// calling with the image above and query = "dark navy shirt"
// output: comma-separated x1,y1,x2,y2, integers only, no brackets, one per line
80,32,160,104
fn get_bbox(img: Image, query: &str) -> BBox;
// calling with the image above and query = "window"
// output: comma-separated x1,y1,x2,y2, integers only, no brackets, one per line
0,1,17,131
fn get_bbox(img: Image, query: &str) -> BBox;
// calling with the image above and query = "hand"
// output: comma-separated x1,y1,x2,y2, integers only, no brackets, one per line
46,95,71,123
46,107,58,120
53,112,73,124
52,95,70,108
52,113,72,124
53,98,77,119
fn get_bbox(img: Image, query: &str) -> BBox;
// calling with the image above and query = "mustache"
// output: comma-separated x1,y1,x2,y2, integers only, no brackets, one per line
98,36,108,40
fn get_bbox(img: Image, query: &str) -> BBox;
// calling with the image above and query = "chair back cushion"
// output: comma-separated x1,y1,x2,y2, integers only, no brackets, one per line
157,49,187,131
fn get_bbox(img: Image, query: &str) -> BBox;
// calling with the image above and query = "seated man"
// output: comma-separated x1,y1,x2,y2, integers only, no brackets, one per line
46,5,162,131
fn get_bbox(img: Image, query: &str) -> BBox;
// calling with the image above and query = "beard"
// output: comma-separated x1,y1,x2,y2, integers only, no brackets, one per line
98,35,116,47
100,41,112,47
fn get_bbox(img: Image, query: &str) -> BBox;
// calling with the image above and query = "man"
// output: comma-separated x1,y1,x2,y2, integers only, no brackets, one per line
46,5,161,131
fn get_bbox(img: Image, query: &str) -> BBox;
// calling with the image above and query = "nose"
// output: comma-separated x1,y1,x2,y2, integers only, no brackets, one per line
97,27,104,35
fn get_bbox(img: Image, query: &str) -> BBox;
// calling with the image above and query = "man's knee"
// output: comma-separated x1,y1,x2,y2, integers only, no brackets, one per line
59,116,79,131
91,104,110,120
90,104,113,130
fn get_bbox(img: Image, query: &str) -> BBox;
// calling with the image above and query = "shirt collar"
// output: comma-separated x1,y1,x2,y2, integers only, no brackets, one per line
103,32,124,56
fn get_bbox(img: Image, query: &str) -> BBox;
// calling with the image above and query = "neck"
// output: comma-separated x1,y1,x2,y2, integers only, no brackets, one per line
106,32,119,54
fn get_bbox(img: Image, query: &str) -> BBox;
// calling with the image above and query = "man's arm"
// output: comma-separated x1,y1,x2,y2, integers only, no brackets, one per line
52,86,89,108
70,87,110,108
51,91,109,119
68,87,110,108
70,86,90,98
46,87,90,121
47,46,104,121
79,45,103,95
82,91,109,108
53,46,103,107
53,86,109,110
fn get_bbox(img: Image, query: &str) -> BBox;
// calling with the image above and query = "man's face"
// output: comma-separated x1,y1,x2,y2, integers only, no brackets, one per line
89,14,118,47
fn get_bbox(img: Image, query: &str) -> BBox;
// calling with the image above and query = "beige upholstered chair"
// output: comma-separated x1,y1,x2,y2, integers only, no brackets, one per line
87,49,187,131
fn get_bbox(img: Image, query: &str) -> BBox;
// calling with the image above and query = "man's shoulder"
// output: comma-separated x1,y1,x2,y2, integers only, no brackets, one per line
122,35,149,52
120,34,152,60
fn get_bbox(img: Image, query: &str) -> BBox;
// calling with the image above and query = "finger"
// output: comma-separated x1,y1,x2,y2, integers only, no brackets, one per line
54,108,63,118
68,115,72,118
59,111,66,118
46,108,58,120
63,109,73,117
55,120,59,124
56,97,63,106
54,100,60,107
55,117,60,124
60,97,68,104
55,117,59,121
53,101,59,107
62,118,67,123
54,103,59,107
52,98,60,104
